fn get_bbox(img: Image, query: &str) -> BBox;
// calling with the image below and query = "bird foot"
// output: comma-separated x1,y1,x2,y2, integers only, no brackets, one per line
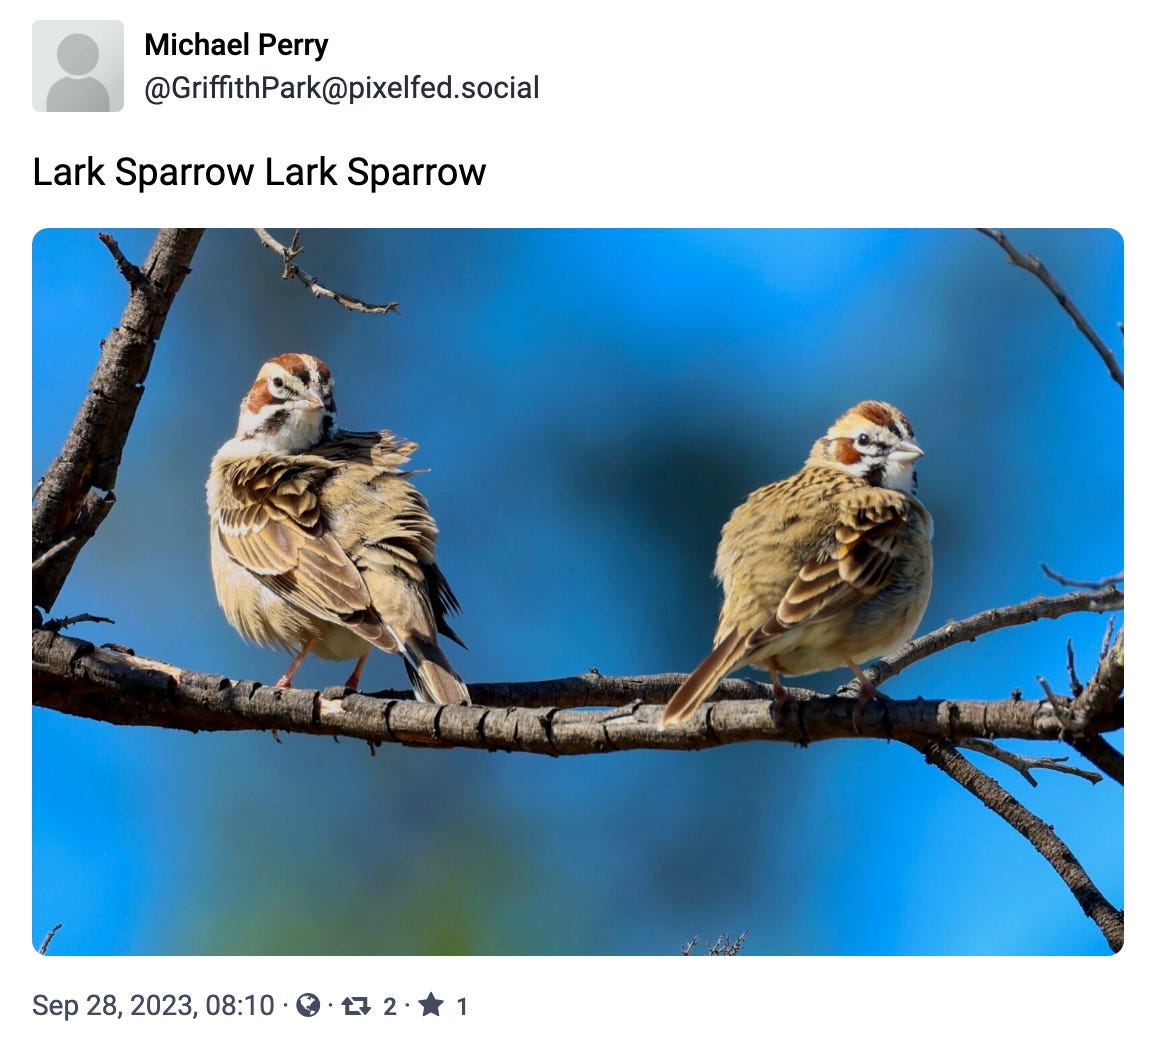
843,657,879,734
344,654,368,692
771,680,791,718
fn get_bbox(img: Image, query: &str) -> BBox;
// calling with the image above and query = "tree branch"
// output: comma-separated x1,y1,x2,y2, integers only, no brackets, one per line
1071,627,1124,723
1041,563,1124,590
864,588,1123,690
1068,735,1124,786
31,229,205,612
253,229,401,314
38,924,63,955
977,228,1124,389
32,627,1122,753
915,741,1123,952
955,739,1101,787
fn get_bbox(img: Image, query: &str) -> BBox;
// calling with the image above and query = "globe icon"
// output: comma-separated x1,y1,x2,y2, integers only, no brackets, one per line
295,993,321,1017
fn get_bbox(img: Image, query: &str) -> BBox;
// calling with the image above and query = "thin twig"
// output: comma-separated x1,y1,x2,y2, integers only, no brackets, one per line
915,741,1123,951
866,588,1123,689
1065,638,1082,698
38,923,63,955
253,229,401,315
707,930,749,956
957,739,1101,787
977,229,1124,388
42,612,115,632
1036,675,1076,733
1099,617,1117,664
31,534,78,576
1041,563,1124,590
97,232,148,292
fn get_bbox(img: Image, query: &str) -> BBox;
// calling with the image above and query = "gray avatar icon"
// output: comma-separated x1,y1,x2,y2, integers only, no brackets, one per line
33,21,123,112
48,34,110,111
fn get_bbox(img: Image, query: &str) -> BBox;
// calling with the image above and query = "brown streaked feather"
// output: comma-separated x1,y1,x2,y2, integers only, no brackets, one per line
312,429,421,471
751,489,912,646
216,443,466,654
400,635,471,705
214,454,389,642
661,627,752,725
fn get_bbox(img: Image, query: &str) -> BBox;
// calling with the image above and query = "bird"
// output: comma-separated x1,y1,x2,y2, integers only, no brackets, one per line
206,352,469,705
661,400,932,727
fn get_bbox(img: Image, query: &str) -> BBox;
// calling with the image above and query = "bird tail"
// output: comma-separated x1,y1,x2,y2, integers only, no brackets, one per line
397,634,471,706
661,629,747,725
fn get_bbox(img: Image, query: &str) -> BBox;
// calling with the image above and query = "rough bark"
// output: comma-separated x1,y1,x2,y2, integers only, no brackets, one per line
32,228,205,611
33,626,1123,753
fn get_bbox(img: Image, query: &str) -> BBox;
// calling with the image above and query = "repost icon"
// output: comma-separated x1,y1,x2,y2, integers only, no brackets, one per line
32,20,124,112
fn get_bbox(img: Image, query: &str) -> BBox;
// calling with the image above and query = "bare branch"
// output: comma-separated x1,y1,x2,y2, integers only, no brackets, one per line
31,229,205,612
38,924,63,955
708,930,748,956
1072,627,1124,724
915,741,1123,952
253,228,401,315
32,628,1122,753
41,612,115,632
977,228,1124,389
98,232,148,292
1099,616,1117,663
680,930,748,956
31,534,79,575
1065,638,1083,698
1069,735,1124,786
865,588,1124,689
1041,563,1124,590
1036,675,1081,735
956,739,1101,787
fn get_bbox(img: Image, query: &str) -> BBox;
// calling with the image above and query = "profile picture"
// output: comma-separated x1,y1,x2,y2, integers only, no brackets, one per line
32,21,124,112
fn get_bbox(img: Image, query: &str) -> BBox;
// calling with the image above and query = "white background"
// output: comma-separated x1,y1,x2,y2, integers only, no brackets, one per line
11,1,1143,1044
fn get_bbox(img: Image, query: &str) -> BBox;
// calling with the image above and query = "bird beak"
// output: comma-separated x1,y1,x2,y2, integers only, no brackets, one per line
296,391,326,412
891,438,924,463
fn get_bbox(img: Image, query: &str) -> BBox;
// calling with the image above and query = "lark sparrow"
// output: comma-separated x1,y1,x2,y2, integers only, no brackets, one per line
206,353,469,704
661,400,932,726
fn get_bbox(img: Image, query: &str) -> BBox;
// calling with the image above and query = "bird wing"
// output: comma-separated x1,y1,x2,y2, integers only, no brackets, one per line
213,454,385,639
750,487,914,645
348,472,466,648
311,429,422,471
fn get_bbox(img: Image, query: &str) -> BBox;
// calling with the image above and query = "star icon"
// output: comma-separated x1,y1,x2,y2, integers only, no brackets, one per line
417,992,443,1016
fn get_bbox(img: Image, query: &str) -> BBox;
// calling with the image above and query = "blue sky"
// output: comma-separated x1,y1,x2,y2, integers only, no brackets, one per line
32,227,1123,955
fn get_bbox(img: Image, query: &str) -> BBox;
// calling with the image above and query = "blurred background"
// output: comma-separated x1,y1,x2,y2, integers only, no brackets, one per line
32,228,1123,955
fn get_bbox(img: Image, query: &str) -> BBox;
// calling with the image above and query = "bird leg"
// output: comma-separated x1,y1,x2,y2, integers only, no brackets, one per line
344,654,369,691
275,640,314,689
842,656,877,733
767,658,790,712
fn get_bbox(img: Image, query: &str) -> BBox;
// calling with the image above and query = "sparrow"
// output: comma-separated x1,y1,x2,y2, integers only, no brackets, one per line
206,353,469,704
661,400,932,727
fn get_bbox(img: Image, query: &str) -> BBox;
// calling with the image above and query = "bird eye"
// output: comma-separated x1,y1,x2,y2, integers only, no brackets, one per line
857,433,871,446
270,376,284,391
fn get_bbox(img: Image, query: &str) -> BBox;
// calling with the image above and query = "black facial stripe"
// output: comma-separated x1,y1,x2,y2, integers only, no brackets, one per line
865,463,885,486
259,408,290,433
